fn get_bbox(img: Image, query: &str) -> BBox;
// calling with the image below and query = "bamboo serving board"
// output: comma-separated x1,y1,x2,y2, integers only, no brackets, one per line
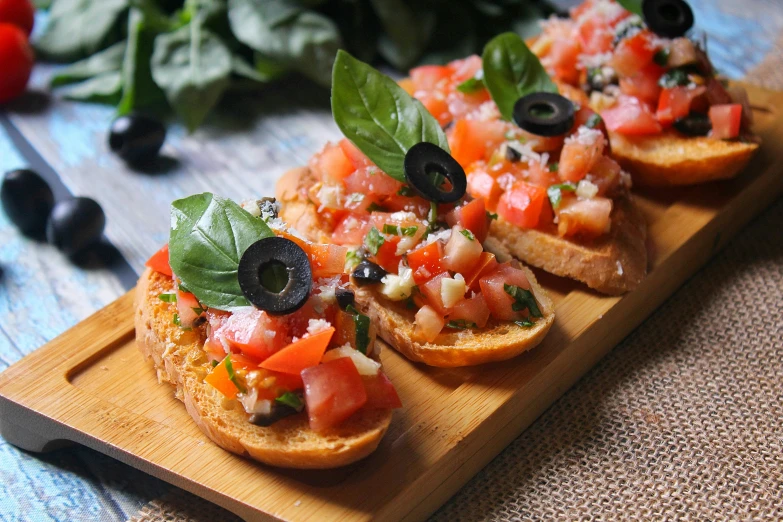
1,85,782,522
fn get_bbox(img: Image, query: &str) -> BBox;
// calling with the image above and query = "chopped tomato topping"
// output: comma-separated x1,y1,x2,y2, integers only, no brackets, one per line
339,139,373,170
443,226,484,275
449,119,507,167
420,272,452,315
414,304,445,342
601,96,663,135
611,30,658,78
462,251,499,292
331,213,371,246
709,104,742,139
313,142,354,183
407,241,445,284
260,327,335,375
205,354,255,400
589,156,623,196
548,38,581,85
657,86,706,126
449,293,491,328
362,373,403,409
410,64,451,91
557,197,613,238
467,166,504,211
146,244,172,276
496,181,547,229
619,63,664,106
479,264,532,321
559,131,606,182
445,198,490,243
274,228,311,253
309,243,348,279
302,357,367,432
217,308,288,362
578,18,614,54
176,288,203,328
344,166,403,196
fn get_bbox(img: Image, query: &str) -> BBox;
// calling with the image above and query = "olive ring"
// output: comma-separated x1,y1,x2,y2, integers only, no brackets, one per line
403,142,467,204
512,92,575,137
642,0,694,38
238,236,312,315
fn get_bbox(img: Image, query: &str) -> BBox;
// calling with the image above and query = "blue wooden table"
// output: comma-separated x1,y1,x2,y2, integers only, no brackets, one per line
1,2,782,520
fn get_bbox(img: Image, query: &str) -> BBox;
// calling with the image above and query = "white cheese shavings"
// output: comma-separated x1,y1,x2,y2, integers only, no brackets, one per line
576,180,599,199
381,266,415,300
422,228,452,247
497,173,517,192
441,276,467,308
322,345,381,375
579,53,614,70
307,318,332,336
389,211,417,221
316,184,343,212
566,126,604,147
396,234,420,256
238,388,272,415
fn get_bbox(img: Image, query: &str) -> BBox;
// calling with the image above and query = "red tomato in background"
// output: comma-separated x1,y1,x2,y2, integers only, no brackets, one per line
0,23,33,104
0,0,34,35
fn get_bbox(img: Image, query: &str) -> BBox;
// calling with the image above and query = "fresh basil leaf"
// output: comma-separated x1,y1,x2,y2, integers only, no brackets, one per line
615,0,643,16
547,182,576,210
158,292,177,303
332,50,449,182
62,71,123,104
504,284,543,318
118,8,166,115
276,392,304,411
35,0,130,61
482,32,558,121
151,23,232,131
364,227,385,256
168,193,274,310
228,0,342,86
369,0,435,70
50,41,126,87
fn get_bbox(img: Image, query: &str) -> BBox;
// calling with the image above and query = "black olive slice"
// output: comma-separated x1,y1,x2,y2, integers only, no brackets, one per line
673,112,711,136
238,237,312,315
403,142,467,204
513,92,575,137
642,0,694,38
109,114,167,166
1,169,54,237
351,260,387,286
249,401,300,427
335,288,355,310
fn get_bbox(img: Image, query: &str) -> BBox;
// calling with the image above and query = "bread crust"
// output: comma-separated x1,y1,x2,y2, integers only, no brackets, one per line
485,193,647,295
607,130,760,187
134,267,392,469
277,167,555,367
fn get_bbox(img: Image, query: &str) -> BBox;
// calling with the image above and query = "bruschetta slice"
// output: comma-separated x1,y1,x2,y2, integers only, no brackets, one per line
135,194,401,468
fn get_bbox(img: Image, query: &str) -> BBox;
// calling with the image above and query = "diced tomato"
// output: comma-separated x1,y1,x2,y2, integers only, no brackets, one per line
302,357,367,432
525,160,560,188
559,131,605,182
309,243,347,279
344,166,403,197
548,38,581,85
449,119,507,168
557,197,612,238
410,64,451,91
407,241,445,284
449,293,491,328
217,308,287,362
666,37,698,68
656,86,706,126
479,264,532,321
578,18,614,54
362,373,403,409
420,272,451,315
612,30,658,78
332,309,376,356
260,327,334,375
589,156,623,196
380,193,431,217
414,304,445,342
462,251,498,292
619,63,664,106
418,93,451,126
204,355,255,400
601,96,663,135
443,226,484,275
709,104,742,140
176,288,203,328
254,369,304,401
339,139,374,170
274,228,311,254
467,168,504,211
572,106,603,133
313,142,354,183
371,236,402,273
146,244,172,276
331,214,370,246
448,55,483,83
445,198,490,243
497,181,547,229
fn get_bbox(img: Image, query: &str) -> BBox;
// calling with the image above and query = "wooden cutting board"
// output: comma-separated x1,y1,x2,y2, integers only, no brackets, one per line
1,85,782,522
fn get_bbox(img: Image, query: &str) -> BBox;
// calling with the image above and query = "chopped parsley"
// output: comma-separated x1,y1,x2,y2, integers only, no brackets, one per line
653,48,670,67
225,357,246,393
397,186,415,197
158,293,177,303
456,76,484,94
585,113,603,129
487,211,498,221
547,183,576,210
171,313,192,331
548,162,559,173
514,319,535,328
192,306,205,316
365,227,385,255
447,319,478,330
366,202,386,212
211,360,219,368
346,305,371,354
382,224,418,236
658,67,691,89
275,392,304,412
346,249,363,269
460,229,475,241
504,284,543,318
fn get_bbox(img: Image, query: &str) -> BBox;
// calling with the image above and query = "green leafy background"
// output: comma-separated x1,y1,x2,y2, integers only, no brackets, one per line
37,0,552,129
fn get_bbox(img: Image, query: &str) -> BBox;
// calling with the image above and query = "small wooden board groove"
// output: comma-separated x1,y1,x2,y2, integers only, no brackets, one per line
1,85,782,522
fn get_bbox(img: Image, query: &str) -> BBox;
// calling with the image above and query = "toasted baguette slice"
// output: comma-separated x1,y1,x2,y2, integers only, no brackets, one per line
135,268,392,469
607,130,759,187
484,193,647,295
277,167,555,367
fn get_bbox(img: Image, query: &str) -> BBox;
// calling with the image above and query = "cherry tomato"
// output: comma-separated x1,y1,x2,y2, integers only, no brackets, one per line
0,23,33,104
0,0,34,36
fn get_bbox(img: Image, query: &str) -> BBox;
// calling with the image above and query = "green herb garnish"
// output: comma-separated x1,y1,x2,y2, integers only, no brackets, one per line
366,202,386,212
346,249,363,270
586,114,603,129
514,319,535,328
456,75,484,94
547,183,577,210
382,224,418,237
397,186,415,197
192,307,205,316
276,392,305,412
365,227,385,255
172,313,191,331
211,360,219,368
548,162,559,173
460,229,475,241
447,319,478,330
487,211,498,221
158,293,177,303
504,284,543,318
659,67,691,89
653,48,670,67
225,357,246,394
615,0,644,16
346,305,371,355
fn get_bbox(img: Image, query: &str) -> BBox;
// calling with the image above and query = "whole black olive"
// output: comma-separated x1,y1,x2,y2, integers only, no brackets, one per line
673,112,712,136
335,288,355,310
249,401,301,427
46,197,106,256
108,114,167,165
238,237,312,315
1,169,55,237
351,260,387,286
642,0,694,38
513,92,575,137
403,142,467,204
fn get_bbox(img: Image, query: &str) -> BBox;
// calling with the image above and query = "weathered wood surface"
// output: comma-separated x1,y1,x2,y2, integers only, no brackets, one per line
0,1,782,520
